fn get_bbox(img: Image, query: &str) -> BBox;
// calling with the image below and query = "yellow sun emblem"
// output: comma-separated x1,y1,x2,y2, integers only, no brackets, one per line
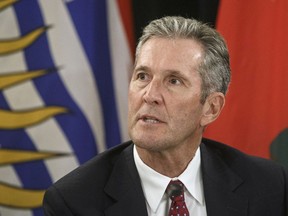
0,0,68,209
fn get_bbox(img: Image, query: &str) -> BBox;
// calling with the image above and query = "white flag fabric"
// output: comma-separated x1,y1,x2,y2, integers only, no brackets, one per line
0,0,133,215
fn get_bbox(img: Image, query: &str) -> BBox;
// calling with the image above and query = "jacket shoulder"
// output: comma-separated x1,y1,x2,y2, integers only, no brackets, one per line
201,138,288,186
55,140,133,187
43,141,134,214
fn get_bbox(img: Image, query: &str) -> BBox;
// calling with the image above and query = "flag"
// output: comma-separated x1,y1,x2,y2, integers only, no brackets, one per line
204,0,288,160
0,0,134,215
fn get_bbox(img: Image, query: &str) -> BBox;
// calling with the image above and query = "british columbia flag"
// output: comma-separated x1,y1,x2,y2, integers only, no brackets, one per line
0,0,134,215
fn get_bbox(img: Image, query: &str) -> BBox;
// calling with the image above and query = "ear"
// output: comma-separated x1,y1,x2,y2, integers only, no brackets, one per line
200,92,225,127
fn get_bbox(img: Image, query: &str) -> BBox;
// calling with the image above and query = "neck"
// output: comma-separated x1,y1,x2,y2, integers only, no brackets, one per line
135,141,200,178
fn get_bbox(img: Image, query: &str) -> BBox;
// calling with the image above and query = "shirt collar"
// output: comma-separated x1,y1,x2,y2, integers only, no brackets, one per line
133,146,171,212
133,145,204,213
178,147,205,205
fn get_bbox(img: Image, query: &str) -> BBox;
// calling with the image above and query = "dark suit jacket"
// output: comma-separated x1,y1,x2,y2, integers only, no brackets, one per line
43,139,288,216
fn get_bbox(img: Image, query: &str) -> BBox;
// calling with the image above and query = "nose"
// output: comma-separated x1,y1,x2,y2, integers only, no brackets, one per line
143,79,163,105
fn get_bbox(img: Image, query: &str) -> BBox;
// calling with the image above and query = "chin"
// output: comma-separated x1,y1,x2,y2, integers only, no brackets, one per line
132,137,171,152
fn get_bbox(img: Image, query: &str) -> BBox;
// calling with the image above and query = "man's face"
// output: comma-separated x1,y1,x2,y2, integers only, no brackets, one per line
128,37,206,152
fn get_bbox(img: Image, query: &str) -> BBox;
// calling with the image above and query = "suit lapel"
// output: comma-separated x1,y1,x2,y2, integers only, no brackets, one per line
104,144,148,216
201,141,248,216
102,140,249,216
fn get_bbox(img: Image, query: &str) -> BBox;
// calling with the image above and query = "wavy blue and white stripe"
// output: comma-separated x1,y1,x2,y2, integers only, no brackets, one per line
0,0,131,215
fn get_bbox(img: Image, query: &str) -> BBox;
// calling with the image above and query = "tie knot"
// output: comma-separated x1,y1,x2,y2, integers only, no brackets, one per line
166,180,185,200
166,180,189,216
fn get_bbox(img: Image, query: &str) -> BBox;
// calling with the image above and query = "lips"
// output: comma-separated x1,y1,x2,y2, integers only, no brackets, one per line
138,114,164,124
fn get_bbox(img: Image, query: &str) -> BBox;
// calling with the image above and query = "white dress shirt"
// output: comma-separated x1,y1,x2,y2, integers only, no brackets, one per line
133,145,207,216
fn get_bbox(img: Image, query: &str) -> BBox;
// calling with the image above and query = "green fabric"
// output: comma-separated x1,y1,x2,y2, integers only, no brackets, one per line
270,128,288,167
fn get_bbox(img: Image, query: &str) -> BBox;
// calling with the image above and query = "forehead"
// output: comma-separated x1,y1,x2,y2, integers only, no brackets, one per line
136,37,204,70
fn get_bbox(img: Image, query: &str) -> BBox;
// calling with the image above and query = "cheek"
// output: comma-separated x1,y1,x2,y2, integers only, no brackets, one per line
128,99,135,121
128,91,136,108
128,90,142,117
170,99,203,124
128,83,140,100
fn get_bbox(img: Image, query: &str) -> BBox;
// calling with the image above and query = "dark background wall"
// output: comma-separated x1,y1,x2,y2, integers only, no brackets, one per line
132,0,219,41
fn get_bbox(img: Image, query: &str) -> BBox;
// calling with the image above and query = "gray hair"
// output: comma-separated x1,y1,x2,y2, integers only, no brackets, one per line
135,16,231,103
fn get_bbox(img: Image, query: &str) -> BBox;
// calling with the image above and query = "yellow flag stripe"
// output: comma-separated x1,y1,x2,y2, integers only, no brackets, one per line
0,0,18,11
0,149,62,165
0,183,44,208
0,69,50,90
0,26,49,55
0,107,68,129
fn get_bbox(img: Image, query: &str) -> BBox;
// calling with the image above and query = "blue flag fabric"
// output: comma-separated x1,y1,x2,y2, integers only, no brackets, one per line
0,0,132,215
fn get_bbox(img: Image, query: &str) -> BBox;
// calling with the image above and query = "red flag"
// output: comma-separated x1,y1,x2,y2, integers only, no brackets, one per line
204,0,288,159
117,0,135,54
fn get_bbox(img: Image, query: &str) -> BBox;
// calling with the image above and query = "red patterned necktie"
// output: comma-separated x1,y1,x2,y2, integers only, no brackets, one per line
166,180,190,216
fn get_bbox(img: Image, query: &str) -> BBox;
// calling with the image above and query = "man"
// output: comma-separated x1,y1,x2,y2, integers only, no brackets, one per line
43,16,288,216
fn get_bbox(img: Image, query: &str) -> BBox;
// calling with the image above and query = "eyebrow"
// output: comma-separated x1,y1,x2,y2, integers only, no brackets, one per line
165,70,183,76
134,65,150,72
134,65,189,79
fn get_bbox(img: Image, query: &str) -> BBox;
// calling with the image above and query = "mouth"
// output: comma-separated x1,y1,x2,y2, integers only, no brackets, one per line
139,115,162,124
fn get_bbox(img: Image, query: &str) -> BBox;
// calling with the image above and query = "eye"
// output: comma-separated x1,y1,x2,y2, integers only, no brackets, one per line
136,72,149,81
169,77,182,85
